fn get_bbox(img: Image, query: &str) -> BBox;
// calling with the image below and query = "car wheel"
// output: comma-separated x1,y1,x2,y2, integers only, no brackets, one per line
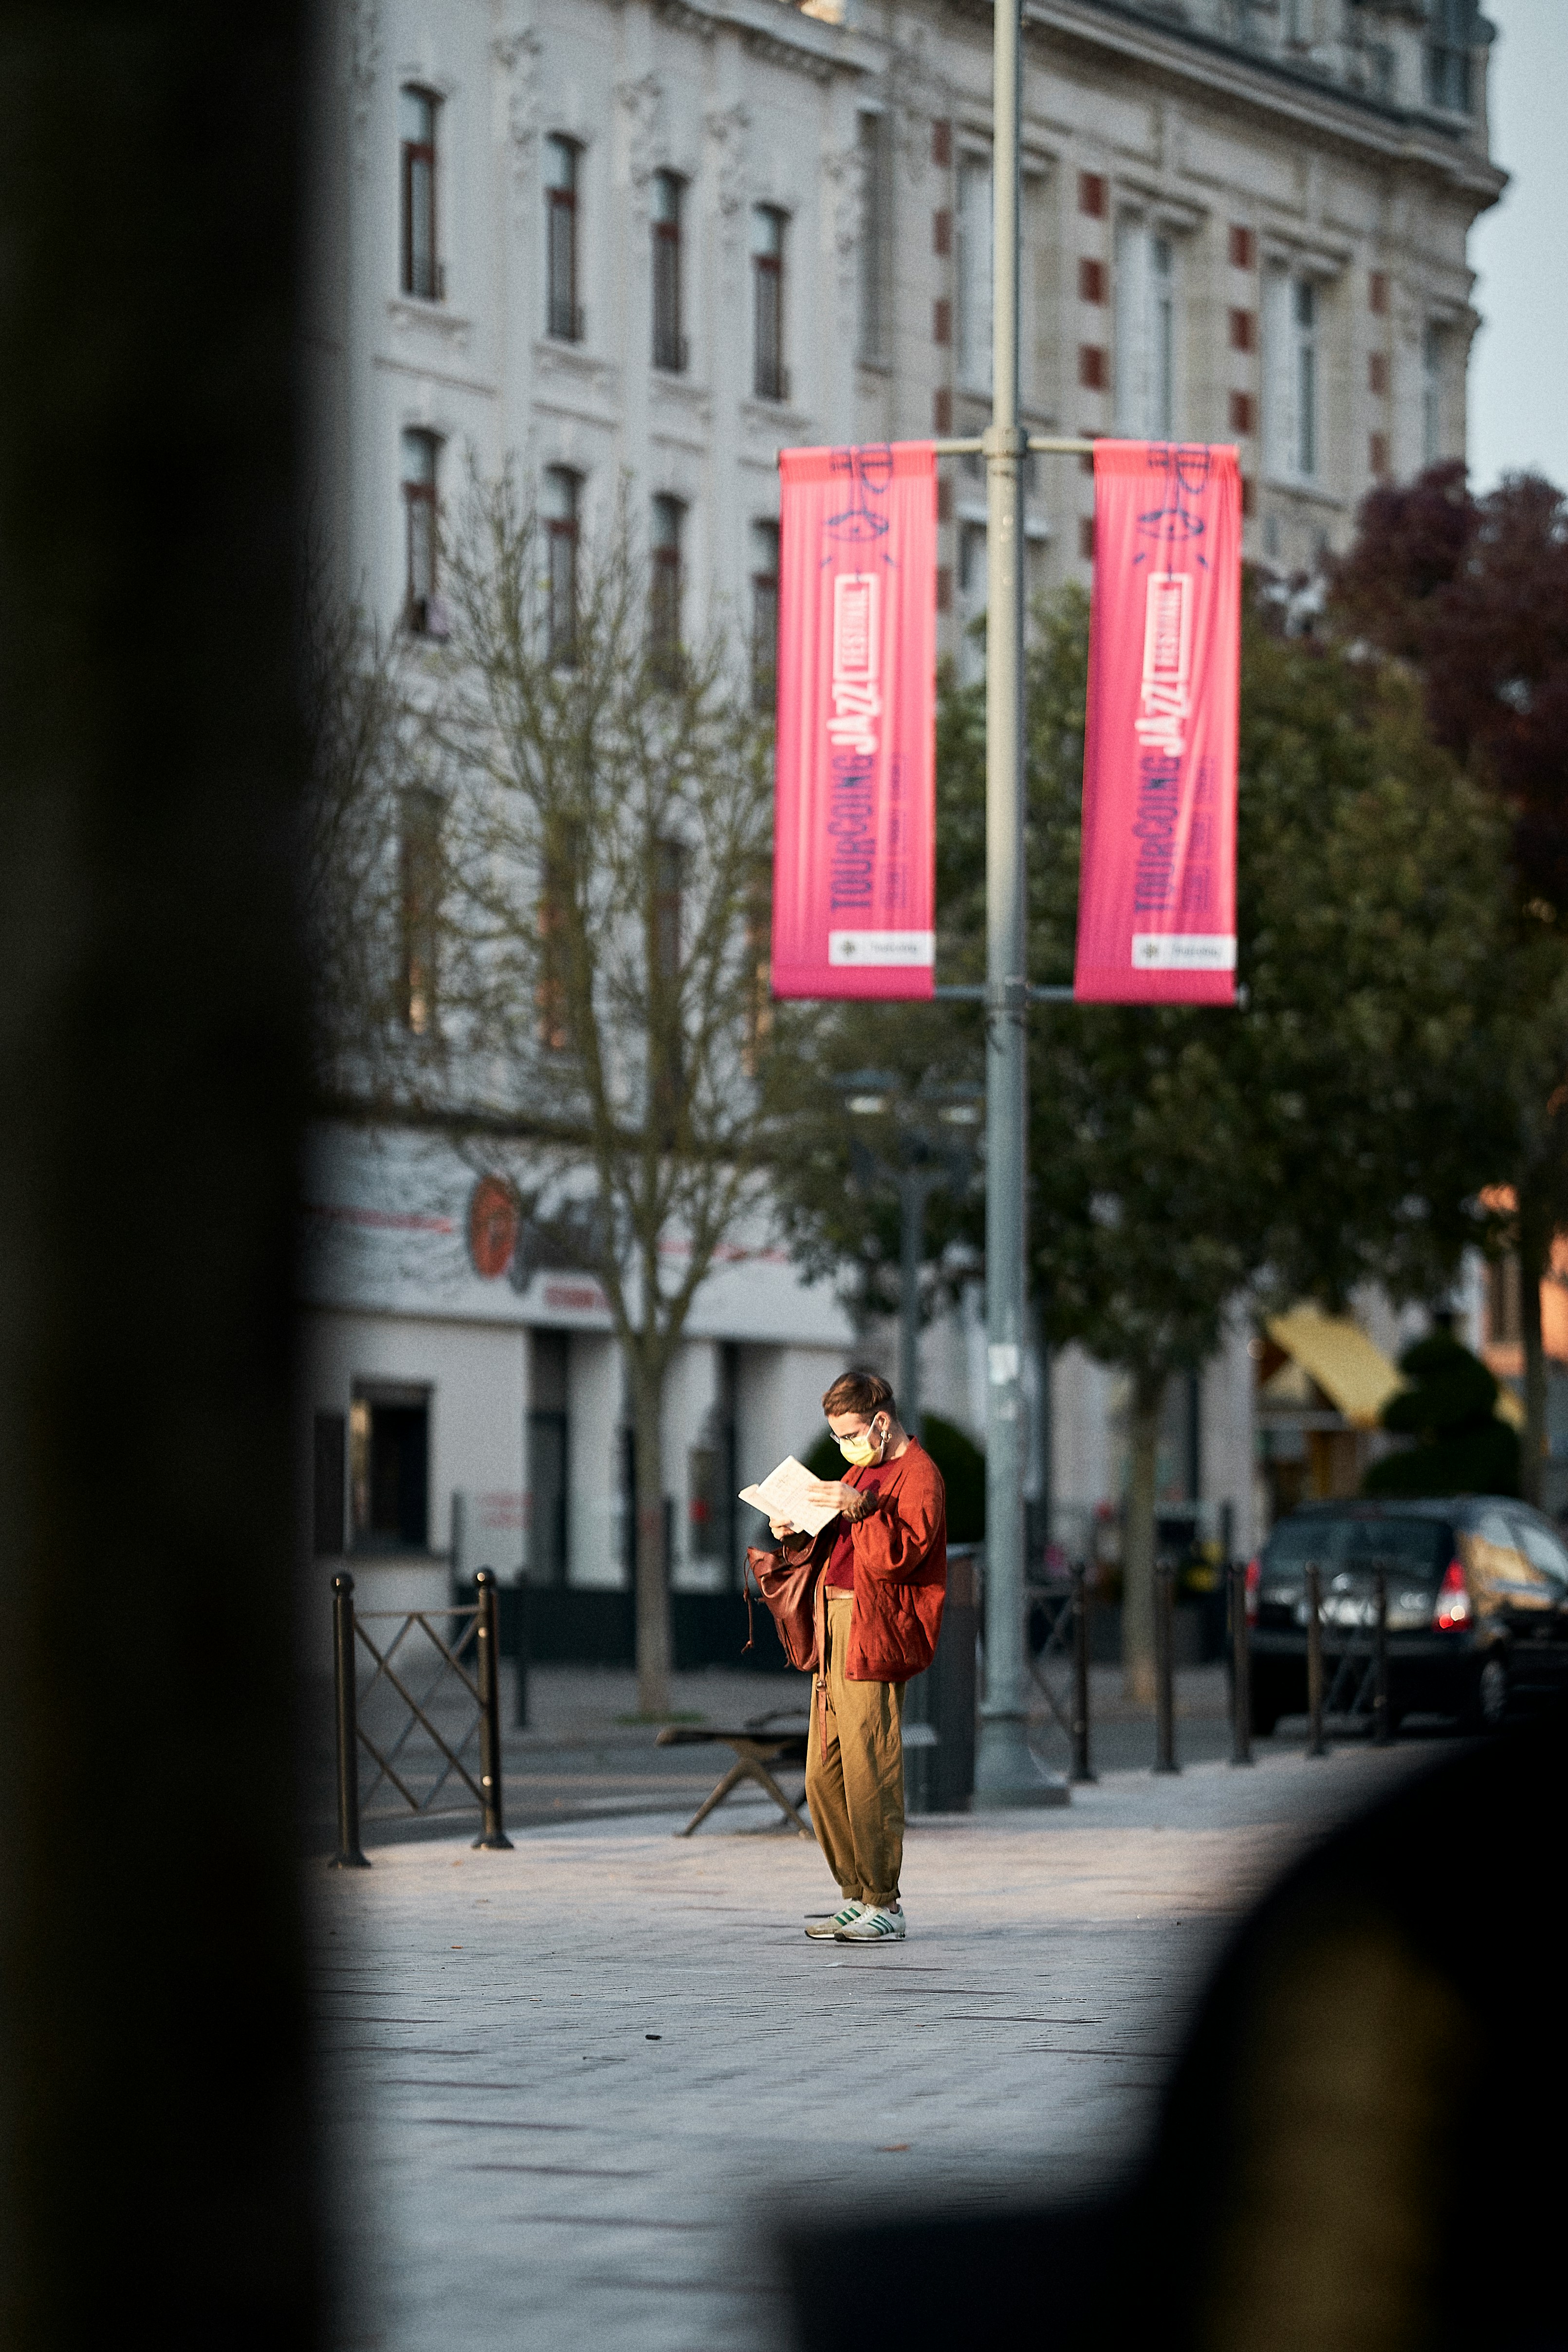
1475,1653,1509,1731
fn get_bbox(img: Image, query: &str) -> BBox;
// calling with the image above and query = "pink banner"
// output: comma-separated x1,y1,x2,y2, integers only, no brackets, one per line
1074,442,1241,1005
772,442,937,999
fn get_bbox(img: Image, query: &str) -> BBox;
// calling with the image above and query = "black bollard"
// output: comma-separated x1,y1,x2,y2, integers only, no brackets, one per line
329,1573,370,1869
1305,1560,1327,1757
1372,1564,1390,1748
472,1570,515,1851
1229,1560,1253,1767
1070,1562,1096,1783
1153,1561,1179,1774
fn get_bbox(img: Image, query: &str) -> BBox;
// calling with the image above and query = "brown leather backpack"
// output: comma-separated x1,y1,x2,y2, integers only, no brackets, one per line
744,1543,821,1672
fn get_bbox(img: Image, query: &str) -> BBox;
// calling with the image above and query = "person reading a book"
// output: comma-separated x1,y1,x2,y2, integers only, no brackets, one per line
766,1369,947,1944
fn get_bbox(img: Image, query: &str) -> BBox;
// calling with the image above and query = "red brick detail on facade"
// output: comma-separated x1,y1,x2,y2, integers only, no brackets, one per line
934,386,952,434
1369,351,1389,396
1078,170,1107,219
932,118,951,169
1078,257,1106,304
933,298,951,346
937,477,953,523
1228,308,1255,353
1241,476,1255,518
1369,270,1389,315
1228,224,1255,270
933,208,951,257
1228,390,1254,435
1078,344,1107,390
1078,515,1096,561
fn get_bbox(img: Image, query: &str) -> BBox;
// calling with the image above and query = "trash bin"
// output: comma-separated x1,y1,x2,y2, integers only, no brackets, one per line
904,1544,980,1813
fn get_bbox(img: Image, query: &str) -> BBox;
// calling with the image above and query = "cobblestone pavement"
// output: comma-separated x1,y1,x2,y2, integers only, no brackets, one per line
315,1734,1440,2352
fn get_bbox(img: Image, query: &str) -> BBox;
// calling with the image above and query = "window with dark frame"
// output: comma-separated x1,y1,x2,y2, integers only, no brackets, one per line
536,820,579,1054
1425,0,1476,112
858,111,893,365
749,517,779,713
543,465,581,663
350,1386,431,1553
652,170,687,372
649,493,685,676
399,785,443,1035
400,86,441,301
401,427,444,636
751,206,788,402
546,135,583,341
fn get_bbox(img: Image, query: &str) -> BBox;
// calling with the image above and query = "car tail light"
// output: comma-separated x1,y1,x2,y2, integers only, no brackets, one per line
1433,1559,1472,1632
1245,1556,1261,1627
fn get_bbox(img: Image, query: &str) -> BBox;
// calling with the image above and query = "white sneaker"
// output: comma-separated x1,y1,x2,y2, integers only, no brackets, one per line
834,1903,906,1942
805,1900,865,1939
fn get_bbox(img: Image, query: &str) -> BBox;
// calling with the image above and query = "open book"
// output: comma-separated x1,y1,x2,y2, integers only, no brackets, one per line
738,1455,841,1541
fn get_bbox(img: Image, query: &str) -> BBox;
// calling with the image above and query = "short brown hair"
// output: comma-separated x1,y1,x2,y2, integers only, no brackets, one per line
822,1368,895,1423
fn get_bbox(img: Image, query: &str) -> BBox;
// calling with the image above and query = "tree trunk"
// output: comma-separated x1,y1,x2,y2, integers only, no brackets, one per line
1122,1371,1165,1706
630,1358,672,1716
1519,1182,1549,1509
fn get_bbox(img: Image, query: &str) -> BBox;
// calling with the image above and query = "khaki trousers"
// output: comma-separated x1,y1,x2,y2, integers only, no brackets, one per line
805,1589,905,1910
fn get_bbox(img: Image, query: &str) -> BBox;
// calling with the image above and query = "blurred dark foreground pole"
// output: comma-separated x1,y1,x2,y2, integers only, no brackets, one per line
0,6,317,2347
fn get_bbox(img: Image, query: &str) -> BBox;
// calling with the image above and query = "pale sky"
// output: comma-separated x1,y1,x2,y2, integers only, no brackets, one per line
1467,0,1568,493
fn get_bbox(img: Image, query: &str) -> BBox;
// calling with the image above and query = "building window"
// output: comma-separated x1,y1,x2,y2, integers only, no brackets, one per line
1264,272,1320,483
543,466,581,664
399,786,442,1035
1078,171,1106,219
1425,0,1476,112
350,1384,431,1552
649,494,684,677
1115,222,1176,439
400,86,441,301
859,111,893,365
1422,323,1445,464
401,428,444,636
752,206,788,402
545,135,583,342
314,1412,347,1557
749,518,779,712
956,156,993,395
651,170,686,373
536,821,578,1053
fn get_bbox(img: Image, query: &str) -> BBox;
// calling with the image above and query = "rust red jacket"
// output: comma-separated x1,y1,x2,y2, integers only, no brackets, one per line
757,1440,947,1684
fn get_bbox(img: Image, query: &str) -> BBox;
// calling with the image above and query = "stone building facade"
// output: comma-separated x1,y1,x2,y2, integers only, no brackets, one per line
301,0,1501,1622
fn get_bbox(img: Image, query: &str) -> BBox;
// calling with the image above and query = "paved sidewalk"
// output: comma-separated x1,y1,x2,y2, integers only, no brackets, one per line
315,1736,1439,2352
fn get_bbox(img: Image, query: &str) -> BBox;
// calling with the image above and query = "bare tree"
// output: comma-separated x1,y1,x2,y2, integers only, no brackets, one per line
308,474,778,1715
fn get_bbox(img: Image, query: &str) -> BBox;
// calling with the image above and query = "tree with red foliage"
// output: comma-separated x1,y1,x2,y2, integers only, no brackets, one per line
1331,465,1568,1499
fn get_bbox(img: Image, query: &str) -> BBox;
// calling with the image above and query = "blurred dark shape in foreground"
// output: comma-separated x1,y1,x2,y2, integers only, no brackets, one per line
787,1723,1568,2352
0,4,317,2346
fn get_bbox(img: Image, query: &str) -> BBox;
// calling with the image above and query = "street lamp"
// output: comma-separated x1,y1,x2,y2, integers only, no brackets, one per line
835,1072,982,1438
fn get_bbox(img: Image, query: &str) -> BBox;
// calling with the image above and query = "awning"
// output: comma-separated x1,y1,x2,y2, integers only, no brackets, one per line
1265,1308,1403,1431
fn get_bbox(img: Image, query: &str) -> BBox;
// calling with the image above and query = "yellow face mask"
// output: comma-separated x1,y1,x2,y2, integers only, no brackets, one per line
837,1415,885,1469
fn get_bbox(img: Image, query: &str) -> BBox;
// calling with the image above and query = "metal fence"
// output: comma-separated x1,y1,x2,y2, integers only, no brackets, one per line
327,1568,513,1869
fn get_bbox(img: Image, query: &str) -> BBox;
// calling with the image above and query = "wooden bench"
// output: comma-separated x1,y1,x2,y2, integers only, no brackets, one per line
654,1713,812,1838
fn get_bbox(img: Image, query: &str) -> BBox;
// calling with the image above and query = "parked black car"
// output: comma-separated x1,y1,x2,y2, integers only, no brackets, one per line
1246,1496,1568,1734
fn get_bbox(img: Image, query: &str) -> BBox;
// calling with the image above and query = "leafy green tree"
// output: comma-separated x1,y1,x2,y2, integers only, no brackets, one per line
937,584,1511,1697
1330,465,1568,1498
1364,1332,1519,1499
